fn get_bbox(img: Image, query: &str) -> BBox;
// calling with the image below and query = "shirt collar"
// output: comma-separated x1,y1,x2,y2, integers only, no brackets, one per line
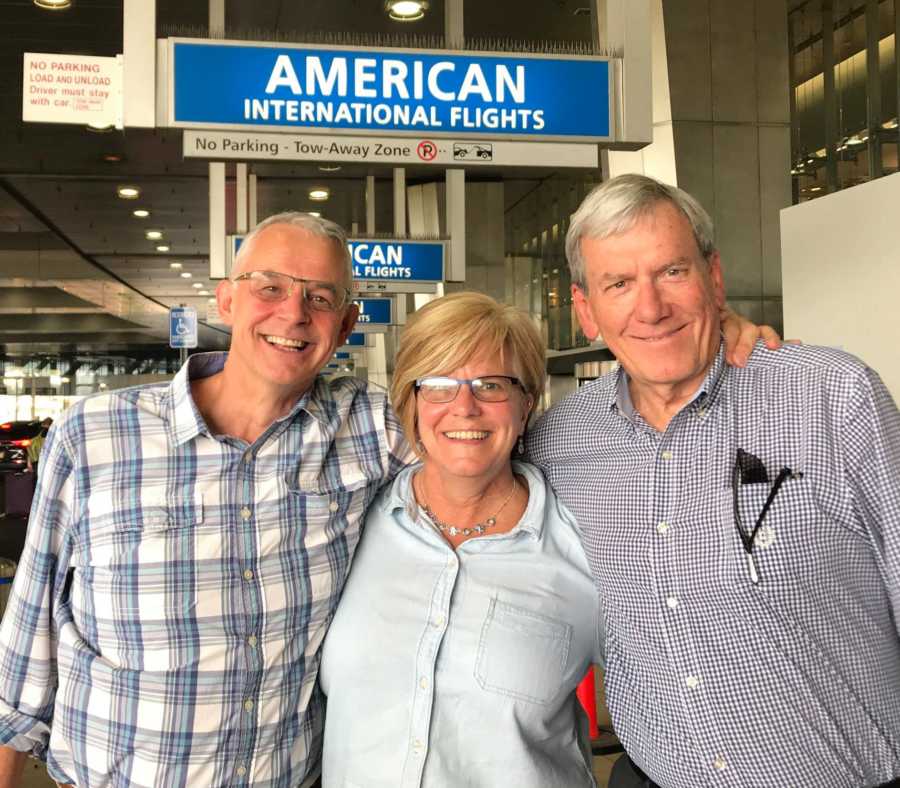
612,338,727,423
165,351,336,447
167,351,225,446
386,461,547,540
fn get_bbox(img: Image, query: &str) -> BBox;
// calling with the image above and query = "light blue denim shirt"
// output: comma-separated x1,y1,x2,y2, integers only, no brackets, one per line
319,461,603,788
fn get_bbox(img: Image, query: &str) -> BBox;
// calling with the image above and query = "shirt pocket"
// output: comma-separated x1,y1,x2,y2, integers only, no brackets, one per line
72,486,205,660
82,486,204,567
719,478,844,590
474,598,572,705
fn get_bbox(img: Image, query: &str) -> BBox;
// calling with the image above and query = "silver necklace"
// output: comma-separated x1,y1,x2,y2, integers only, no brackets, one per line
416,475,518,537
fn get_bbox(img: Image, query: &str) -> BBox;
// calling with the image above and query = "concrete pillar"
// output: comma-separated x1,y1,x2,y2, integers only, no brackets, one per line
662,0,791,333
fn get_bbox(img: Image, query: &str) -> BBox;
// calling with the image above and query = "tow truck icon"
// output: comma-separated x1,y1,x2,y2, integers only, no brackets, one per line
453,143,493,161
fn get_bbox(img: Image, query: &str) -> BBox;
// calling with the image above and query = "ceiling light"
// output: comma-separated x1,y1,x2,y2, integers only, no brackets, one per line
156,244,170,252
318,164,341,172
102,153,123,163
180,272,192,279
386,0,427,21
145,230,163,240
117,185,140,199
308,187,330,201
192,282,204,289
199,290,210,296
308,211,322,218
207,297,216,303
133,209,149,218
34,0,72,8
169,261,182,269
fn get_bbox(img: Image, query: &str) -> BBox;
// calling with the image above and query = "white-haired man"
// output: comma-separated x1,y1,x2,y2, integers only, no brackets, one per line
529,174,900,788
0,213,412,787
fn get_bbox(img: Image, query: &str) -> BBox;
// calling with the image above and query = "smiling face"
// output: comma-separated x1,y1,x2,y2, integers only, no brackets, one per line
216,223,357,399
415,350,532,486
572,201,725,400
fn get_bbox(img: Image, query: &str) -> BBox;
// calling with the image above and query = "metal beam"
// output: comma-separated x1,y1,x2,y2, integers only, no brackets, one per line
866,0,882,178
822,1,839,191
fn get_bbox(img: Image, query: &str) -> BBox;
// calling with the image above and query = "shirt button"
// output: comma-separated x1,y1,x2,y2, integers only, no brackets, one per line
666,595,679,609
713,756,727,771
242,452,252,463
447,556,455,568
243,569,254,581
696,408,706,418
244,699,254,712
656,521,671,535
236,764,247,777
419,677,428,689
434,615,446,627
685,675,700,689
661,450,674,461
240,506,252,520
247,635,258,647
328,501,339,512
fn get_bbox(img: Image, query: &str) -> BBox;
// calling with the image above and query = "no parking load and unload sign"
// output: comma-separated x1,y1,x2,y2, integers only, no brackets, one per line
167,39,611,142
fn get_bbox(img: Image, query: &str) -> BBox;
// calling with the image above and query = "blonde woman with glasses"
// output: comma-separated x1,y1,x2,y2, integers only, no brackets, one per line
319,292,603,787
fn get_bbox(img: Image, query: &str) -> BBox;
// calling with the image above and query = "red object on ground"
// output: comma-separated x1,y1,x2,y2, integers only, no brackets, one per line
576,667,600,738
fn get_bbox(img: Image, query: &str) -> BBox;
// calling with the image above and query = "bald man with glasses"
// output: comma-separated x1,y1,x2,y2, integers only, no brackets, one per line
0,213,413,788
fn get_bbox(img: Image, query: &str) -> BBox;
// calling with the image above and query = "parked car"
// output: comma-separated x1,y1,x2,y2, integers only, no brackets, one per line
0,421,43,472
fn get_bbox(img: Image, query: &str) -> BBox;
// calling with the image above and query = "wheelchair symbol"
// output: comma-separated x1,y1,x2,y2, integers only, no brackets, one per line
175,318,190,336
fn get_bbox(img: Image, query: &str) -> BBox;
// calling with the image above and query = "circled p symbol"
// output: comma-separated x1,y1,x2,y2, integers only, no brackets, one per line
417,140,438,161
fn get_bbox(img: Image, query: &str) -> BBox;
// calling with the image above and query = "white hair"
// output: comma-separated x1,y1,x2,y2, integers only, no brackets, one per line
233,211,352,286
565,174,716,290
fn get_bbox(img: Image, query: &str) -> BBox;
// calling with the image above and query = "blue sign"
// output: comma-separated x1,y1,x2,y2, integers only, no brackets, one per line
345,332,366,346
352,297,392,325
335,352,350,359
169,306,198,349
349,239,444,283
169,40,611,141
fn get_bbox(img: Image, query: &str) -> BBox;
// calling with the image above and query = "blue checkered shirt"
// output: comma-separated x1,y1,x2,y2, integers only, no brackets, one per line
529,341,900,788
0,353,412,787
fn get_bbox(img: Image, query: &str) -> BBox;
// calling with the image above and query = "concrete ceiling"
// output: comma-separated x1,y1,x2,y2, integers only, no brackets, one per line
1,0,595,362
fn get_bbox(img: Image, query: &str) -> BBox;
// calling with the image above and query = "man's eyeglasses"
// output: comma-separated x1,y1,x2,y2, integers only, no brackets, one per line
415,376,526,404
231,270,351,312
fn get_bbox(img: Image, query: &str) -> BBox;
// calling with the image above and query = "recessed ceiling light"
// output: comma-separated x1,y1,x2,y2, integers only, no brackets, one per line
198,290,210,296
169,262,182,269
192,282,204,289
308,211,322,218
180,272,192,279
34,0,72,8
117,185,140,199
207,297,216,303
102,153,123,163
385,0,427,21
133,209,150,218
318,164,341,172
308,187,330,201
145,230,163,240
156,244,170,252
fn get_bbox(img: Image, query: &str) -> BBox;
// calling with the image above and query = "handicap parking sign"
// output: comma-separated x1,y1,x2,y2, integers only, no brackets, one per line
169,306,198,349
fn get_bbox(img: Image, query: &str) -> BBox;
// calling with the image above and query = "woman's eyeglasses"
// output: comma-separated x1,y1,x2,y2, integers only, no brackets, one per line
415,376,525,403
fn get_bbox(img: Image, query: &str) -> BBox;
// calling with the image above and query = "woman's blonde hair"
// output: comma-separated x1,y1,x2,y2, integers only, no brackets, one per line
391,291,546,458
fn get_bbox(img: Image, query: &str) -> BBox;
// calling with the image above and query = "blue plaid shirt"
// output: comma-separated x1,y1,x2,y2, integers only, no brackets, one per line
529,342,900,788
0,353,412,787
